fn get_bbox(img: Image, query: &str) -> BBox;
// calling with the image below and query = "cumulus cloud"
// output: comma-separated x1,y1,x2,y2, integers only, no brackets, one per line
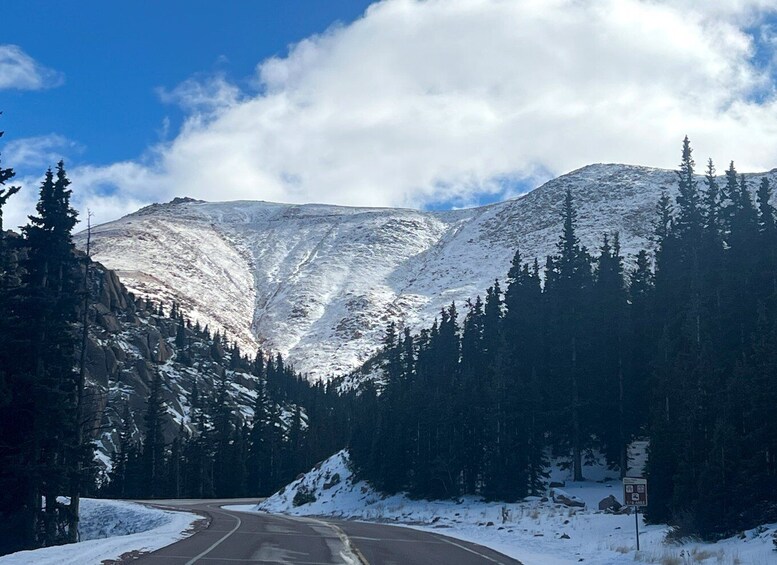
0,137,147,231
8,0,777,228
0,45,63,90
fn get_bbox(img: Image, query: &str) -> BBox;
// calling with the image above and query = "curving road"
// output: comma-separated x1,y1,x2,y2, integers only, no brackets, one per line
130,499,523,565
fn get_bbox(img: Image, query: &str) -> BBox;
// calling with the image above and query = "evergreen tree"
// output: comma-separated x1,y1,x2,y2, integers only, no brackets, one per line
674,136,703,245
184,380,214,498
548,189,592,481
591,233,628,472
626,250,653,445
142,371,166,497
247,379,271,494
6,162,82,547
166,422,184,498
459,295,486,495
175,318,187,349
104,406,138,499
756,177,777,307
0,119,22,552
371,320,411,493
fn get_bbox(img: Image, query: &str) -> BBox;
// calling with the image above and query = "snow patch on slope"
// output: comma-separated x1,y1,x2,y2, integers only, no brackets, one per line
88,211,256,350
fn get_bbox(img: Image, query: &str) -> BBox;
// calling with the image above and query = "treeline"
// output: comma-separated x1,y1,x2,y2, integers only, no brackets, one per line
0,151,91,552
350,138,777,538
100,320,350,500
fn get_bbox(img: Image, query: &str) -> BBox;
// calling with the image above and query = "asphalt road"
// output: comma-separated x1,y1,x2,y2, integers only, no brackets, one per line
130,499,523,565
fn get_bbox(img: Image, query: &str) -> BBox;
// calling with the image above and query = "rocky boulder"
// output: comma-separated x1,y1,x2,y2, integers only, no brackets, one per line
552,489,586,508
598,494,623,512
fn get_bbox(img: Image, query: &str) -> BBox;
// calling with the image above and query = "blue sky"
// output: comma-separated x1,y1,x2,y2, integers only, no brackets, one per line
1,1,777,229
0,0,373,166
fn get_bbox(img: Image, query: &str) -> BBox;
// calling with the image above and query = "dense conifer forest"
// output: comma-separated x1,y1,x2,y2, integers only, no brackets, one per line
98,329,350,503
350,138,777,539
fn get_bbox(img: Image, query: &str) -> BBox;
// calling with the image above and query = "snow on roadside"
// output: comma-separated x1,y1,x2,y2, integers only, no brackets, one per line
0,499,200,565
232,450,777,565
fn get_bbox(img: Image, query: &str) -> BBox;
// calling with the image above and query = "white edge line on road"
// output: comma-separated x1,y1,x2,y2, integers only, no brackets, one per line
436,535,505,564
184,508,242,565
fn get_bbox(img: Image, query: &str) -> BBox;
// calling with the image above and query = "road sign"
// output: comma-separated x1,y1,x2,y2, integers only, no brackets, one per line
623,477,648,507
623,477,648,551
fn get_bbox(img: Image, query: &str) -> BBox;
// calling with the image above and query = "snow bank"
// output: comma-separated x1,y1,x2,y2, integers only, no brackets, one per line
0,499,200,565
235,450,777,565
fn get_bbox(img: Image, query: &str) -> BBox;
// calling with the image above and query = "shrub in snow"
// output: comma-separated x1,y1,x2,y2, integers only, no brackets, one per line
664,510,702,544
293,486,317,507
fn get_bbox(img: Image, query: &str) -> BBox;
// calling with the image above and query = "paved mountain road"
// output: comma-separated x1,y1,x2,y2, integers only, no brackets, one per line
130,500,523,565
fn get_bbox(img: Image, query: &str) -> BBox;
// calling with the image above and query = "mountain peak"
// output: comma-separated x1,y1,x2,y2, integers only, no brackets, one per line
131,196,205,217
79,164,777,379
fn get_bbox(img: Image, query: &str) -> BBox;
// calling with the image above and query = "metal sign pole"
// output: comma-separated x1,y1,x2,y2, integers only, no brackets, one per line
635,507,640,551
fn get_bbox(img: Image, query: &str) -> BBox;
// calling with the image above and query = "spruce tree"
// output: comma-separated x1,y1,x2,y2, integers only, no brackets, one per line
591,233,628,472
142,370,166,497
627,250,653,446
0,119,22,552
105,406,137,499
12,162,81,547
248,379,271,494
373,320,411,493
674,136,703,245
175,318,187,349
459,295,486,495
166,422,184,498
550,189,592,481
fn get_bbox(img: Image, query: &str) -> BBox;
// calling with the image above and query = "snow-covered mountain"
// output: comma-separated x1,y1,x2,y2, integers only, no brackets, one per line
79,164,777,379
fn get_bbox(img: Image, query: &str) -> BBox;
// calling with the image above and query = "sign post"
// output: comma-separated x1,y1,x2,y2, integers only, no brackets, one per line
623,477,648,551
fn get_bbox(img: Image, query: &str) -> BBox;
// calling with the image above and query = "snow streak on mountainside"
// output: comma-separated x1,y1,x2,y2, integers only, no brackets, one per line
79,165,777,379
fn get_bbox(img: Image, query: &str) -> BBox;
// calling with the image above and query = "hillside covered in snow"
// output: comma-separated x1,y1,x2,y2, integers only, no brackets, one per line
80,164,777,379
233,451,777,565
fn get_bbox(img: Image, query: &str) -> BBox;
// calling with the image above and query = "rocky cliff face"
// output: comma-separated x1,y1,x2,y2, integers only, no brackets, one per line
82,260,261,472
79,164,777,380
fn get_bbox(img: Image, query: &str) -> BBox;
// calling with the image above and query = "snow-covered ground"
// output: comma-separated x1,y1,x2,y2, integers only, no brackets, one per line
0,499,200,565
231,451,777,565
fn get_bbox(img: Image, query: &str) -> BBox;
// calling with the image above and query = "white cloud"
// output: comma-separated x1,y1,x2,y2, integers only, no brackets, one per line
8,0,777,228
157,74,241,115
1,135,78,231
2,160,156,233
2,175,37,232
0,45,63,90
3,135,81,169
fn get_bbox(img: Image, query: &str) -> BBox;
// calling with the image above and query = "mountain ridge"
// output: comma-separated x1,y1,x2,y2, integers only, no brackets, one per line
78,163,777,379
